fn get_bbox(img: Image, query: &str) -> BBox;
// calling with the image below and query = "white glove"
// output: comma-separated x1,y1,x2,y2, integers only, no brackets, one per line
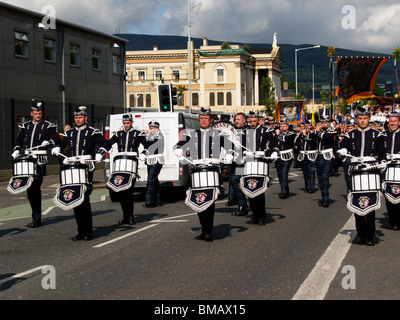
51,147,60,156
95,153,103,163
337,148,348,157
270,152,279,160
11,150,20,159
63,158,69,165
41,140,50,147
139,153,147,161
225,154,234,163
377,161,387,171
174,148,183,157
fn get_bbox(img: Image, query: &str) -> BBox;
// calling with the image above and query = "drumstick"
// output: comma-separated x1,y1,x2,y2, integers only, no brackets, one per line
178,155,195,165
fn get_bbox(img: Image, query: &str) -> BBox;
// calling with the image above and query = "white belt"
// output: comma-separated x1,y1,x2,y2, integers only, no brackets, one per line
25,150,47,155
117,151,138,157
279,149,294,161
350,156,376,163
387,154,400,160
319,148,333,155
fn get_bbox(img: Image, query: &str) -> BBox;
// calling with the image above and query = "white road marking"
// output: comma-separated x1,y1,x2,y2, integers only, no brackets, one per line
93,224,160,248
0,265,47,285
292,216,357,300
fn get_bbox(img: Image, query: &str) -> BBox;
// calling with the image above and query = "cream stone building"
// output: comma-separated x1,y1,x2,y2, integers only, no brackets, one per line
125,36,283,114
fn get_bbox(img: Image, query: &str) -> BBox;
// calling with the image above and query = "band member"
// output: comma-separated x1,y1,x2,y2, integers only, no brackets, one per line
338,119,356,193
275,121,296,199
381,112,400,230
241,111,278,224
106,113,147,224
315,117,337,207
141,120,165,208
228,112,250,216
51,106,108,240
295,121,318,193
12,101,61,228
173,108,233,241
338,107,386,246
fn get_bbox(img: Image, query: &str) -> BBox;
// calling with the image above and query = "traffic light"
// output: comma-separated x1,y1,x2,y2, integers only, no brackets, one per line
157,84,178,112
157,84,172,112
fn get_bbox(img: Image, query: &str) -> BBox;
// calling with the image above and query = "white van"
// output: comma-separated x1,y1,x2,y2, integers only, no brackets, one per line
104,111,200,199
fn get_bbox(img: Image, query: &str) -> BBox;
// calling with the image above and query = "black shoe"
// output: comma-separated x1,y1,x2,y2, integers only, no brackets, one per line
258,220,266,226
225,200,237,207
232,206,248,216
72,234,84,241
391,225,400,230
365,239,375,246
322,200,329,208
156,203,164,207
279,193,289,199
27,221,41,228
118,219,129,225
84,234,94,241
308,189,316,194
142,203,156,208
129,218,136,225
251,218,260,225
356,237,366,245
196,233,205,240
204,233,213,242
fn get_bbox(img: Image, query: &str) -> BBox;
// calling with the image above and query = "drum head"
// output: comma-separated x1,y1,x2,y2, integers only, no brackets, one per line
190,165,220,173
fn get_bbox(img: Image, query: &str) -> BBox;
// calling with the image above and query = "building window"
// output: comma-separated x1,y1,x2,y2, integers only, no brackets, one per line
226,92,232,106
209,92,215,106
113,54,121,74
44,38,56,63
172,69,180,80
217,92,224,105
92,49,102,71
192,93,199,106
146,94,151,108
129,94,135,108
137,94,144,107
14,31,29,58
215,64,226,83
154,69,163,81
137,70,146,81
70,44,80,67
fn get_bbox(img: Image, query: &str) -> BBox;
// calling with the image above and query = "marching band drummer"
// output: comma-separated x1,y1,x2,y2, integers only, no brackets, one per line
141,120,165,208
105,113,147,225
12,101,61,228
173,107,234,242
294,121,318,194
242,111,278,225
51,106,108,240
338,107,387,246
381,112,400,230
274,120,296,199
315,116,337,208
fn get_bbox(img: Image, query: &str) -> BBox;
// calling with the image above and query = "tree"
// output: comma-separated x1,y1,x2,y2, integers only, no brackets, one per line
221,42,231,50
261,76,276,116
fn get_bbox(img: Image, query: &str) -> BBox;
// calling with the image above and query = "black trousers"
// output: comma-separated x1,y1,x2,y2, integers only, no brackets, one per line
197,203,215,234
27,164,46,222
73,172,93,237
249,193,266,223
119,181,136,220
386,199,400,228
354,211,375,241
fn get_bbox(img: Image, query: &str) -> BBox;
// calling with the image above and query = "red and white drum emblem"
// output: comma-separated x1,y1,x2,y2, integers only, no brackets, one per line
391,184,400,195
247,179,258,190
63,189,74,201
13,179,22,188
113,176,124,186
358,196,370,209
195,192,207,204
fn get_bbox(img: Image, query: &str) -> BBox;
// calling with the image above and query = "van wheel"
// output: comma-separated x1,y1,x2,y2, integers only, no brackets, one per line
108,189,120,202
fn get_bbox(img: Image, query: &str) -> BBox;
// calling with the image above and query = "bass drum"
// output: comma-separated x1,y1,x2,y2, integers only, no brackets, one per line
190,165,220,189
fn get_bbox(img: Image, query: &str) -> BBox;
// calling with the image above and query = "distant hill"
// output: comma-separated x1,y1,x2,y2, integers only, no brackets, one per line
116,33,394,99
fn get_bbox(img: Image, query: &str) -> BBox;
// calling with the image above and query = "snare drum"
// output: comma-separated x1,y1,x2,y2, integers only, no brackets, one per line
351,168,381,192
13,156,37,177
60,163,89,186
113,154,138,174
190,165,220,188
244,158,269,176
385,163,400,182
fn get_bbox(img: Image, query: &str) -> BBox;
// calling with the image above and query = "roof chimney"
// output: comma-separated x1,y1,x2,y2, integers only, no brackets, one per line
203,37,208,47
153,45,158,51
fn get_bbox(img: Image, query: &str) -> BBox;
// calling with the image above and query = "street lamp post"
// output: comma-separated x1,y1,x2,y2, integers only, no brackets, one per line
295,45,320,96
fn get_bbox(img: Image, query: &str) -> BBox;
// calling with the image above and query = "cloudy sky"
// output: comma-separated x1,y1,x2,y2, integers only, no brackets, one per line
3,0,400,54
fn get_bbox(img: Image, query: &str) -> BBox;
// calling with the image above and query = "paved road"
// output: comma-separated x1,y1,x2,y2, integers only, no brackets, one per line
1,164,400,307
